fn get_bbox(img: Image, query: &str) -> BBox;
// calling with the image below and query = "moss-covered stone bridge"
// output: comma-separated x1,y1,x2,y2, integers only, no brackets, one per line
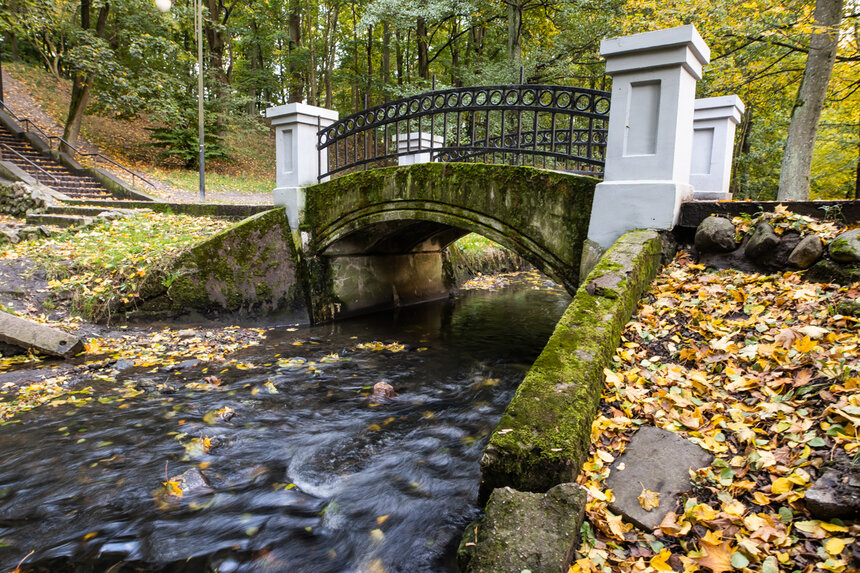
301,162,597,321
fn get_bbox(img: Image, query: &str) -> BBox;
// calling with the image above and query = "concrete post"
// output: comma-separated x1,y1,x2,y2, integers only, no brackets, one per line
586,25,711,250
690,95,745,200
266,102,339,229
397,132,444,166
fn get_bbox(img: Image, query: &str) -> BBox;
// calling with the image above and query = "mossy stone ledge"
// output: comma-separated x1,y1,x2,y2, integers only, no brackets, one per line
478,229,663,501
133,208,307,318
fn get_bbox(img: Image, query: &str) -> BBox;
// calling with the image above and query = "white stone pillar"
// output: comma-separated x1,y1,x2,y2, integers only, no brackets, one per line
690,95,744,200
586,25,710,250
266,102,339,229
397,132,444,166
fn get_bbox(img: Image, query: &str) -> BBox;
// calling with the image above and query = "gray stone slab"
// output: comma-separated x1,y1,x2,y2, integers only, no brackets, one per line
0,311,84,357
606,426,713,531
459,483,586,573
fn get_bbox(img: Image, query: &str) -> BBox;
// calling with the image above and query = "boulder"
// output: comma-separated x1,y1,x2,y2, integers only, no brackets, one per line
836,300,860,317
806,260,860,285
694,216,737,253
772,231,801,268
829,229,860,263
606,426,713,531
458,483,586,573
804,459,860,519
744,222,780,262
788,235,824,269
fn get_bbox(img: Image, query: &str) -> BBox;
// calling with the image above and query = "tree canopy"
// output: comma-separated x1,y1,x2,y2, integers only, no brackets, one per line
1,0,858,198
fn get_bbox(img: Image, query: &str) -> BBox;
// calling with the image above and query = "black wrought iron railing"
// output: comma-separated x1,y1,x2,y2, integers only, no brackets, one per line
317,84,611,181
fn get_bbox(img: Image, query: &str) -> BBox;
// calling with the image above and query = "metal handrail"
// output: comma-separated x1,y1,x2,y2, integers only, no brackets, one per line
317,83,611,180
0,143,60,183
0,100,156,189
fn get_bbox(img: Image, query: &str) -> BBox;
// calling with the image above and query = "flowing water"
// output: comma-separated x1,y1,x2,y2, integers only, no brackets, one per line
0,276,569,573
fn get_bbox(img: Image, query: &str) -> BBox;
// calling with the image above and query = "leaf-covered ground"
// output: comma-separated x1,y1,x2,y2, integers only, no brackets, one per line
572,253,859,573
0,211,230,320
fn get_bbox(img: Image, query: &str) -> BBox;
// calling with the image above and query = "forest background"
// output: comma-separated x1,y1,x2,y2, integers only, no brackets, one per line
0,0,858,200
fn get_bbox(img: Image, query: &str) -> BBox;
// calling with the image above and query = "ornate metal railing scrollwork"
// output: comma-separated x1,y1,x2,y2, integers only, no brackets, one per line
317,84,611,181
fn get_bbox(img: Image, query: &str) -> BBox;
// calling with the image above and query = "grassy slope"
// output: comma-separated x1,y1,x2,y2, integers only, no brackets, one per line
5,61,275,196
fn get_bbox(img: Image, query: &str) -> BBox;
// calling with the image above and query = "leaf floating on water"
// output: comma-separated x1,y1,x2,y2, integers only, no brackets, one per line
369,528,385,543
263,380,279,394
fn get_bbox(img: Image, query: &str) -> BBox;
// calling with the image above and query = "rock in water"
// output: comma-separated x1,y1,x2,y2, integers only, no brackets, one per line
829,229,860,262
372,381,398,400
458,483,586,573
788,235,824,269
694,216,737,253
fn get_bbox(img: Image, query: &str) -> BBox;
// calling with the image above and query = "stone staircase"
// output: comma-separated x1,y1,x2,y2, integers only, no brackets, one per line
0,123,115,201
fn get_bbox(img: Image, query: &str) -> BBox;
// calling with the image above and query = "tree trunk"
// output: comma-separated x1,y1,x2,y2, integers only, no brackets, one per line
506,0,522,68
366,24,373,107
417,17,429,80
287,0,303,103
4,32,19,60
204,0,231,106
61,0,108,153
395,29,404,86
305,0,316,105
777,0,844,201
324,3,339,107
382,21,391,96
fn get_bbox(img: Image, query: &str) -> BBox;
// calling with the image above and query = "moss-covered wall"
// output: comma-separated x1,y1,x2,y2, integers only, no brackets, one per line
303,163,597,293
134,208,307,318
478,230,663,501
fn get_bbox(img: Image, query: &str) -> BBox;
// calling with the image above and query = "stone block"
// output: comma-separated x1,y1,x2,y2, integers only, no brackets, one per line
0,311,84,357
458,483,586,573
606,426,713,531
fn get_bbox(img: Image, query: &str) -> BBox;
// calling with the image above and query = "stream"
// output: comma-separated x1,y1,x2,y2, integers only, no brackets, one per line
0,274,570,573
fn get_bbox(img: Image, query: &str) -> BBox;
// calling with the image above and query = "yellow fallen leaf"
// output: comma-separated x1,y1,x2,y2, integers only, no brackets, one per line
824,537,845,555
637,486,660,511
771,477,792,494
649,548,673,572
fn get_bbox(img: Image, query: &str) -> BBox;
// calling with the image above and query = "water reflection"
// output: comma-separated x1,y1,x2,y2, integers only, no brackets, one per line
0,276,569,572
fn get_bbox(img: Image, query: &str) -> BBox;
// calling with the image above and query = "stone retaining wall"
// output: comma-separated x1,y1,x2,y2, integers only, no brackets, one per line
0,181,50,217
459,229,664,572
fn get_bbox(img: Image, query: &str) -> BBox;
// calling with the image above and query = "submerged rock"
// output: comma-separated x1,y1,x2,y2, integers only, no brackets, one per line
371,381,398,400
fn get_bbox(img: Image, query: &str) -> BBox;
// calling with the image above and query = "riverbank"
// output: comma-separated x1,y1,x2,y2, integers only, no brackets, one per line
570,251,859,573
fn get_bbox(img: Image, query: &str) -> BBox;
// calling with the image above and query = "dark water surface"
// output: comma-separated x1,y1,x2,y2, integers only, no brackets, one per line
0,278,569,573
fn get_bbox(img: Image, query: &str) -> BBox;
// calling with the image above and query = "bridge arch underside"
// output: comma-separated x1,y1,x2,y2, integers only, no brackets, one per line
303,163,597,321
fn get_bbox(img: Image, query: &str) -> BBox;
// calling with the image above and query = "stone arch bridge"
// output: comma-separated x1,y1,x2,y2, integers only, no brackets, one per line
301,162,596,321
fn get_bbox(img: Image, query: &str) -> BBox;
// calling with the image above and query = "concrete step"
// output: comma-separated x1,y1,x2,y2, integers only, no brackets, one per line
46,205,123,217
26,213,93,228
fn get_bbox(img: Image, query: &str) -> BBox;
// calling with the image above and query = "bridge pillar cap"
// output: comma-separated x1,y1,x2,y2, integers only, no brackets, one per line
266,102,339,125
694,95,745,124
600,25,710,79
